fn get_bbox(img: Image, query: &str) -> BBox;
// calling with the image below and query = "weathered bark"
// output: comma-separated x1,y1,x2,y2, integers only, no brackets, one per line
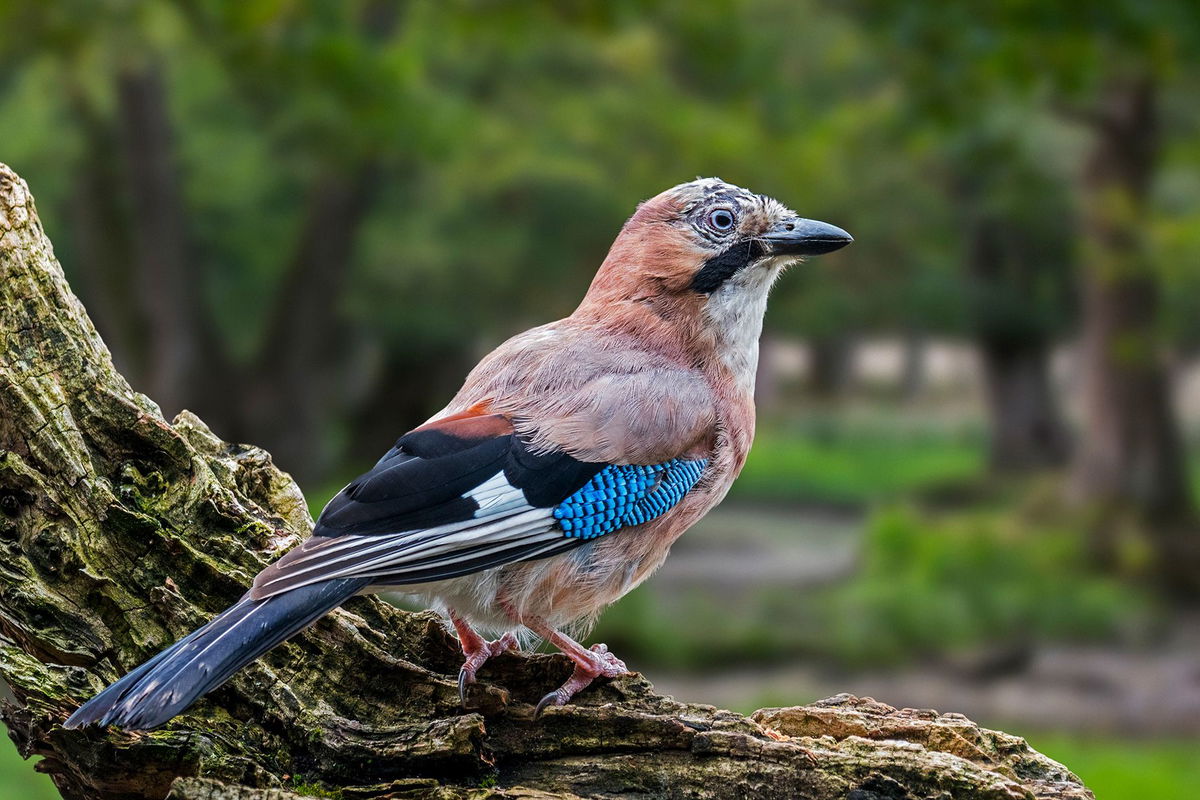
0,164,1093,799
1065,75,1198,590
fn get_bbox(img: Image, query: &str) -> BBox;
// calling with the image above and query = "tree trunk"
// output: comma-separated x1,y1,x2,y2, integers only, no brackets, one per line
0,164,1093,800
1065,75,1198,590
979,343,1070,472
243,162,382,485
115,65,202,419
898,327,926,402
966,214,1071,473
64,82,145,384
807,334,855,398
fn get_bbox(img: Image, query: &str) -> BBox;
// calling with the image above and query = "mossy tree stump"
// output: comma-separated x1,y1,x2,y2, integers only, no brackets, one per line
0,163,1093,800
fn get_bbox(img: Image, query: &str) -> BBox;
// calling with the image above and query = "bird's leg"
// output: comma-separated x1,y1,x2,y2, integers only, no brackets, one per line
449,609,518,706
525,618,629,717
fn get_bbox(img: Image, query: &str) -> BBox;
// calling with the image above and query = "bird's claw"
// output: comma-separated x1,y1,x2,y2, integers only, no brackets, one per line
533,642,628,718
456,631,518,707
457,667,475,706
534,687,567,718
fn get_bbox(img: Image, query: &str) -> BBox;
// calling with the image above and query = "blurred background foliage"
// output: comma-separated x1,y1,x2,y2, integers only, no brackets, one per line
2,1,1200,798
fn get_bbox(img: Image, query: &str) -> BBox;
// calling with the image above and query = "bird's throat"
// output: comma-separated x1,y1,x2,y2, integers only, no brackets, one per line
702,261,782,394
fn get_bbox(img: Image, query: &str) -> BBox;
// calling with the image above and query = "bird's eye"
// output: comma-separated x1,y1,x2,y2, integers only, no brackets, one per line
707,208,736,232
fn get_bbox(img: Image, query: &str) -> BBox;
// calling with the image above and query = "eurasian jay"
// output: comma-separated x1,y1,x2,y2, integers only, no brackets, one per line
64,178,851,730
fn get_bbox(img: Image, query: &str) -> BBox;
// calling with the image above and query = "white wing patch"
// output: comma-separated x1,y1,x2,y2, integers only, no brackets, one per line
470,471,531,515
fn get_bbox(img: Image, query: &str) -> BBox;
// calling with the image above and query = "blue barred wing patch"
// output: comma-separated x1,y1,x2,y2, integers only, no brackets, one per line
553,458,707,540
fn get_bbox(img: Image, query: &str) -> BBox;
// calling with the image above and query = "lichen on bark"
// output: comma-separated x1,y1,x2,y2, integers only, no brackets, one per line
0,163,1093,799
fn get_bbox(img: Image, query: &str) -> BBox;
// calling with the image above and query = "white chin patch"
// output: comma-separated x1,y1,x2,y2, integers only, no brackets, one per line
703,256,787,390
762,253,802,274
727,255,792,293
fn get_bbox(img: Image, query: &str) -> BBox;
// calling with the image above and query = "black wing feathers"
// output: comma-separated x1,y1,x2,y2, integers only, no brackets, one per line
315,413,604,538
504,444,605,507
318,416,511,537
321,435,510,535
252,412,609,599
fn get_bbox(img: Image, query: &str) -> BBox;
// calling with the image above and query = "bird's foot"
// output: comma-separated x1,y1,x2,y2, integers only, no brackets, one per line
450,609,519,706
534,642,628,717
457,631,519,705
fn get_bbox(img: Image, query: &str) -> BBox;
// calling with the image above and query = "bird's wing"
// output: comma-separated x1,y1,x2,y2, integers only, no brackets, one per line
250,409,707,600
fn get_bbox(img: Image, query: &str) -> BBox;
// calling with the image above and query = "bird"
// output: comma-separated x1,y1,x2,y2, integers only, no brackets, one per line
63,177,851,730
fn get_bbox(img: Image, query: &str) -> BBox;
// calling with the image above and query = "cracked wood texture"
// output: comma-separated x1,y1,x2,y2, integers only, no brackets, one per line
0,162,1093,800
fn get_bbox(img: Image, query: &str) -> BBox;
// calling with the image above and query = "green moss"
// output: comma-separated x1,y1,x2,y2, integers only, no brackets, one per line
289,778,344,799
237,521,272,537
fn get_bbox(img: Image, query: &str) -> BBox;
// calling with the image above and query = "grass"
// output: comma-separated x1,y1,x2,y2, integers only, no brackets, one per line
1031,735,1200,800
814,503,1157,667
0,736,56,800
593,502,1156,671
730,412,985,505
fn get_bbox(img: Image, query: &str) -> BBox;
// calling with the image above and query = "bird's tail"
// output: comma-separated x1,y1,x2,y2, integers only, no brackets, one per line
63,577,368,730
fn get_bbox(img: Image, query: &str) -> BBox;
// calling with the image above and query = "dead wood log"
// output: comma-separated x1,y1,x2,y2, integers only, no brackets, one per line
0,163,1093,800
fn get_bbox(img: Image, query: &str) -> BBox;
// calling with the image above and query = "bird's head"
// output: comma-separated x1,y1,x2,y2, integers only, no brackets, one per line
579,178,851,376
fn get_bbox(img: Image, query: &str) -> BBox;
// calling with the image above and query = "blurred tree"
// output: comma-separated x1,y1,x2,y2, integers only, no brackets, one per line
115,61,205,417
644,0,961,400
857,0,1200,590
844,7,1078,472
0,0,962,478
175,0,421,481
4,0,1197,598
0,1,210,414
953,131,1075,472
1065,72,1197,585
0,0,472,482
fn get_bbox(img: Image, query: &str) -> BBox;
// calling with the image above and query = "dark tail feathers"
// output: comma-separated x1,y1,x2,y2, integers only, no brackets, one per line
64,577,367,730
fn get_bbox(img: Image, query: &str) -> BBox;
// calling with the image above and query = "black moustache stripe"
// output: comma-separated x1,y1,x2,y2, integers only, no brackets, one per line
690,239,765,294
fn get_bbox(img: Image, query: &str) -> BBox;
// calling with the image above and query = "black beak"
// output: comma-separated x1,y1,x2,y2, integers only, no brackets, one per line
761,217,853,256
